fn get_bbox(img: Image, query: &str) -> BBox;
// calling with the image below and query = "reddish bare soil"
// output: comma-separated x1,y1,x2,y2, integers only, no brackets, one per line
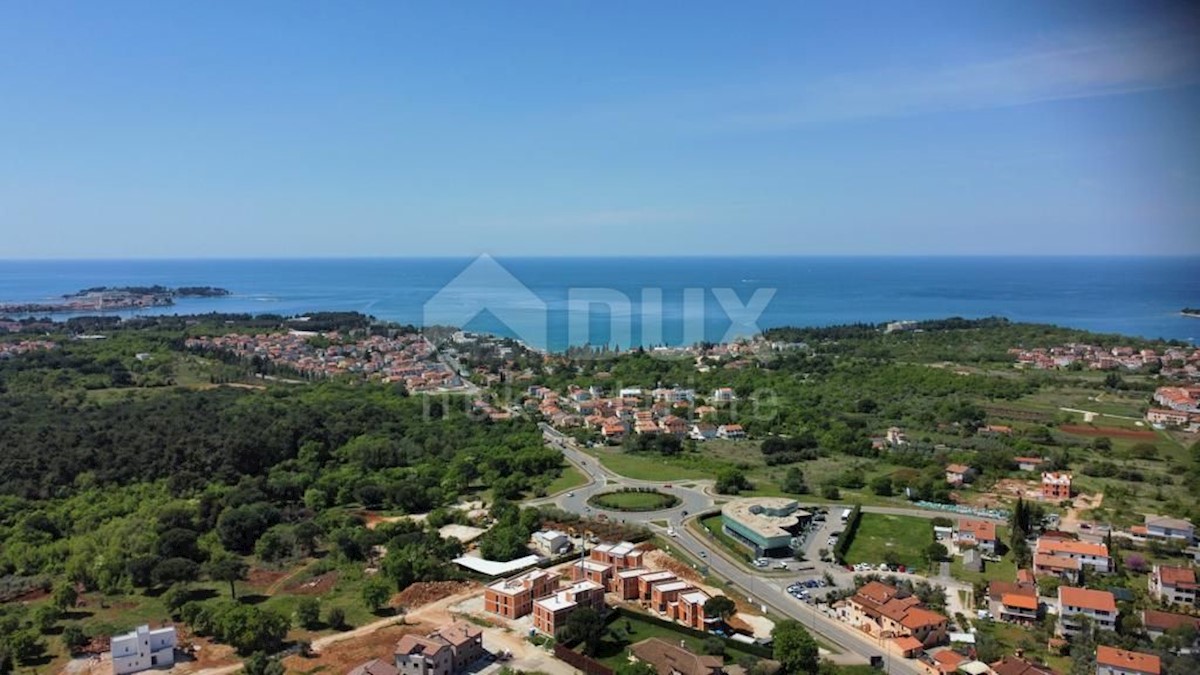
245,567,288,589
284,622,430,673
1060,425,1156,440
286,570,340,595
392,581,478,610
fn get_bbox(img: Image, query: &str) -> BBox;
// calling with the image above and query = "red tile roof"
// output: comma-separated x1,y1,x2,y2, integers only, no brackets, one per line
1059,586,1116,613
1096,645,1160,675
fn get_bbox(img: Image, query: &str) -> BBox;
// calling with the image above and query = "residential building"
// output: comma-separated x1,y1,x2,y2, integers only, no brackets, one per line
672,589,711,631
590,541,644,569
689,423,717,441
716,424,746,439
1095,645,1160,675
1057,586,1117,636
1144,515,1195,543
1042,472,1072,501
1141,609,1200,643
636,571,678,601
945,464,975,486
1147,409,1190,427
484,569,560,619
532,580,605,635
955,518,998,554
988,580,1039,625
612,567,650,599
628,638,724,675
111,625,177,675
1148,564,1197,606
394,622,485,675
1015,457,1044,472
886,427,908,446
720,497,808,556
570,559,615,587
846,581,949,648
711,387,736,402
650,580,694,613
1035,538,1110,576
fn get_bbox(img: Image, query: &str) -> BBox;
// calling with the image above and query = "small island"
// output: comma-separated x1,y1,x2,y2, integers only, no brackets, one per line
1183,307,1200,318
0,285,231,314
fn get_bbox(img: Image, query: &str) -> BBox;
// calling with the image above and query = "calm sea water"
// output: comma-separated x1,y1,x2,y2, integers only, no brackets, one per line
0,257,1197,350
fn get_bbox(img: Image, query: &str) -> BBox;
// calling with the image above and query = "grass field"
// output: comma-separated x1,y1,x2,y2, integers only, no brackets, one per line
584,448,719,481
546,464,589,495
589,490,679,511
589,611,758,667
697,513,754,562
842,514,933,569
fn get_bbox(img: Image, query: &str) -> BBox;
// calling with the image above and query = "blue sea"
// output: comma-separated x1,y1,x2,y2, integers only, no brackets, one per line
0,257,1197,350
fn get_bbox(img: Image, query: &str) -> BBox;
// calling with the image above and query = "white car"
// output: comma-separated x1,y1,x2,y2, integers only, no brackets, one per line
667,529,677,537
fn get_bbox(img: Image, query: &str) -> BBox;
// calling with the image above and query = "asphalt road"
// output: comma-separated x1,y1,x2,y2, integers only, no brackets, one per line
534,425,935,674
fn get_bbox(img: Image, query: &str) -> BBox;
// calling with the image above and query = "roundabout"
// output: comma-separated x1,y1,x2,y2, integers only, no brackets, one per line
587,488,680,512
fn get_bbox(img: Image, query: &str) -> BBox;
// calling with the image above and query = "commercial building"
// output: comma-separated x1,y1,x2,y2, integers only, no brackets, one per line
720,497,809,557
111,625,177,675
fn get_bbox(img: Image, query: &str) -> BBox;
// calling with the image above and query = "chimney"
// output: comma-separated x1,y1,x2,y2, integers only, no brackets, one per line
1015,648,1024,658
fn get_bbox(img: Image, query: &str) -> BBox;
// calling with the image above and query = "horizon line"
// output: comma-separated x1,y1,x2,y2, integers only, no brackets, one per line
3,253,1200,262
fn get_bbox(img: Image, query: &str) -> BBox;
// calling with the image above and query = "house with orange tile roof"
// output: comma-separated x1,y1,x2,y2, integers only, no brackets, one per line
847,581,948,649
988,654,1059,675
1149,564,1197,606
1014,457,1044,472
988,578,1039,624
1096,645,1160,675
945,464,975,486
716,424,745,439
1035,537,1110,577
1141,608,1200,643
1057,586,1116,635
955,518,998,554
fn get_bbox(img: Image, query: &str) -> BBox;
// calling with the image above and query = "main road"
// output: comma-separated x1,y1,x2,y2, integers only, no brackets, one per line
533,424,954,675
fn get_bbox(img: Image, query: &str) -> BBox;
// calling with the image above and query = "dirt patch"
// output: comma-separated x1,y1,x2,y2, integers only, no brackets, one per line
642,549,702,583
245,567,288,589
284,622,430,674
286,570,339,595
542,518,645,542
393,581,479,610
1060,425,1156,440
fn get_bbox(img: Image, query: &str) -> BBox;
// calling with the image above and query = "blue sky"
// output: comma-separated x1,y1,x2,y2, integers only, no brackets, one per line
1,2,1198,258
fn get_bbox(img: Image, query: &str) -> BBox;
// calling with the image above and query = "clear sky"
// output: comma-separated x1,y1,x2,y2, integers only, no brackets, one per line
2,2,1199,258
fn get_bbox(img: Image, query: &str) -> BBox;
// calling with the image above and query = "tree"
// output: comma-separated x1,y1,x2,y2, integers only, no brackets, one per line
162,584,191,617
34,604,61,633
715,468,751,495
295,597,321,630
243,652,286,675
327,607,347,630
51,583,77,611
557,607,606,656
61,625,89,653
772,619,819,674
782,468,809,495
821,485,841,500
152,558,200,587
704,595,737,621
362,577,391,613
869,475,893,496
205,556,248,599
926,542,949,565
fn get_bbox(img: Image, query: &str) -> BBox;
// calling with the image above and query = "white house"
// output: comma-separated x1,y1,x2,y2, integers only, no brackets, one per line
1145,515,1195,543
1057,587,1116,636
1149,564,1197,606
532,530,570,556
112,625,176,674
716,424,746,439
689,423,717,441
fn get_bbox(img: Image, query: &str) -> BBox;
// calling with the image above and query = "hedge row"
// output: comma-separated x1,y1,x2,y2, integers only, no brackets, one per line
833,504,863,564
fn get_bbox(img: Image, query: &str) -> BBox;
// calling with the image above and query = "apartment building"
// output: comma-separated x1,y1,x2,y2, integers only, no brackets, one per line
532,580,605,635
1035,538,1110,577
484,569,561,619
1057,586,1117,636
1041,472,1072,501
591,541,645,570
1096,645,1160,675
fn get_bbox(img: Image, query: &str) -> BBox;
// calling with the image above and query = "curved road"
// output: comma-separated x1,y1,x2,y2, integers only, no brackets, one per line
533,424,973,675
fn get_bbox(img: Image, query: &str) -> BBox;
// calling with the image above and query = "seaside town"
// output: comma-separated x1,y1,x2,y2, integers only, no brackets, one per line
184,330,469,392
